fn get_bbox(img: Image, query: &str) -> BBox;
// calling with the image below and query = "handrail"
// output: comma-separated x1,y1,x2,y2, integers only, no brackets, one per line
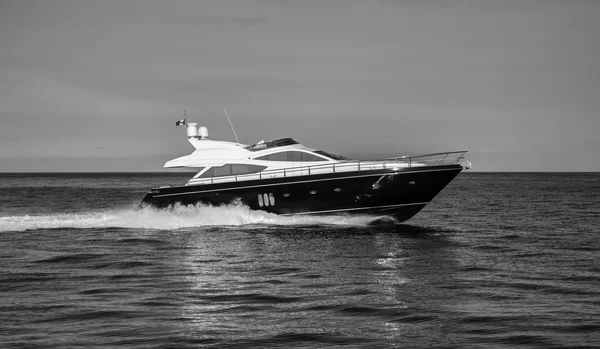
384,150,468,161
185,151,467,186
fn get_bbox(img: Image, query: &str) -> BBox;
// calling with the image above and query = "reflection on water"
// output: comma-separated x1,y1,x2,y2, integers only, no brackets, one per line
165,225,462,346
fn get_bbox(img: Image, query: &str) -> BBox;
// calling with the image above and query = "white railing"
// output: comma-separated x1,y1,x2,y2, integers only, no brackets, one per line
185,151,467,186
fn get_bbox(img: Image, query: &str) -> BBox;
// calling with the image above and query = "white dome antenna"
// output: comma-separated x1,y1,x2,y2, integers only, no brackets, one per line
199,126,209,139
186,123,198,138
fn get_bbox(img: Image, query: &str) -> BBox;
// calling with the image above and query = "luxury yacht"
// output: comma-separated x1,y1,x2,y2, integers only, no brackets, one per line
141,118,470,222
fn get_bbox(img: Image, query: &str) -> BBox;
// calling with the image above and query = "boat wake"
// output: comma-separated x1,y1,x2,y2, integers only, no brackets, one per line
0,203,395,232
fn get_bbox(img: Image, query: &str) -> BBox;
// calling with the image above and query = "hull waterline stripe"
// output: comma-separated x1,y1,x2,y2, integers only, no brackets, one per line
279,202,429,216
151,167,460,198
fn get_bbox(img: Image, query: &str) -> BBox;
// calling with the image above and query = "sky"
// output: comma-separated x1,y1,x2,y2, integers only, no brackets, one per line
0,0,599,172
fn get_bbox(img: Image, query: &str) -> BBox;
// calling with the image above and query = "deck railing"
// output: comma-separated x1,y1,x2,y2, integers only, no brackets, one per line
185,151,467,186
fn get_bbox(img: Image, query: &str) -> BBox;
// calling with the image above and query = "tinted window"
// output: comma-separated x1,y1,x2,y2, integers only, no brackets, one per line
270,152,288,161
256,152,286,161
291,151,302,162
213,165,232,177
200,168,213,178
200,164,266,178
270,138,298,147
231,164,248,175
301,152,326,161
256,151,326,162
192,168,206,178
231,164,267,175
314,150,349,160
246,138,299,151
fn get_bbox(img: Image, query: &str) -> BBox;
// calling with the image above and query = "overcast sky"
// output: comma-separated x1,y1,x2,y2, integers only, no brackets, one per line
1,0,598,172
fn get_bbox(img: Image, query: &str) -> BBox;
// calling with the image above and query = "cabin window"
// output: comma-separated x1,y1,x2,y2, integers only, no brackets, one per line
292,151,302,162
258,193,275,207
314,150,349,161
231,164,264,175
200,164,266,178
267,152,288,161
191,168,206,179
255,151,327,162
301,153,327,162
213,165,232,177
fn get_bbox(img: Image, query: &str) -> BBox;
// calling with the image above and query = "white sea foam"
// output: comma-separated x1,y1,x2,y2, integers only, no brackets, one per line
0,203,390,232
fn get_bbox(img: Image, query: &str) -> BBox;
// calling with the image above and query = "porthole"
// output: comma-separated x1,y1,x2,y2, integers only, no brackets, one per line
259,192,276,206
334,188,342,192
309,190,317,195
409,181,415,185
283,193,290,197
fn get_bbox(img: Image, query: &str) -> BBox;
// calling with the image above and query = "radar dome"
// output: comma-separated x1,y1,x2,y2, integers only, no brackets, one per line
199,126,209,139
186,123,198,138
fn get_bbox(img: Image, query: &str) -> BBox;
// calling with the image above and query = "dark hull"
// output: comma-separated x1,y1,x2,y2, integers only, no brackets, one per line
141,164,463,222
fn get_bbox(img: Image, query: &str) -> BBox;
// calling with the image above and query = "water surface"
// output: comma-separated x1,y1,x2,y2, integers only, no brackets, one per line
1,173,599,348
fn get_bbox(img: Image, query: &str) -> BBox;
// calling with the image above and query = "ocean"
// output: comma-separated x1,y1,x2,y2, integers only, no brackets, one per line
1,172,599,348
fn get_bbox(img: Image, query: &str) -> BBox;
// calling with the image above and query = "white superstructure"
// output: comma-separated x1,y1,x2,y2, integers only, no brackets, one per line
167,123,353,186
166,121,464,187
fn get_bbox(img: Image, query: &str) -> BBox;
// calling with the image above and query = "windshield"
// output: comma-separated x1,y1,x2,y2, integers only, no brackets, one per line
314,150,350,161
246,138,299,151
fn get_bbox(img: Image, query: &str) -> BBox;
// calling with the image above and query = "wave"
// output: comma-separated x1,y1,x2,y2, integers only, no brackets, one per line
0,203,393,232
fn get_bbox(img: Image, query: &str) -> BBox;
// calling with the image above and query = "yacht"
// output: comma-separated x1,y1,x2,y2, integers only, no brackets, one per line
141,118,470,222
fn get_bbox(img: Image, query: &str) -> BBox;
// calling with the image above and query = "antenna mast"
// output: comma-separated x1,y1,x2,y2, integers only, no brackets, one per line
223,108,240,143
175,109,188,127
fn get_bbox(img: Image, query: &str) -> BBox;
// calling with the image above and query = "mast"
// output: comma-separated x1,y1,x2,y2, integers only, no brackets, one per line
223,108,240,144
176,109,187,126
